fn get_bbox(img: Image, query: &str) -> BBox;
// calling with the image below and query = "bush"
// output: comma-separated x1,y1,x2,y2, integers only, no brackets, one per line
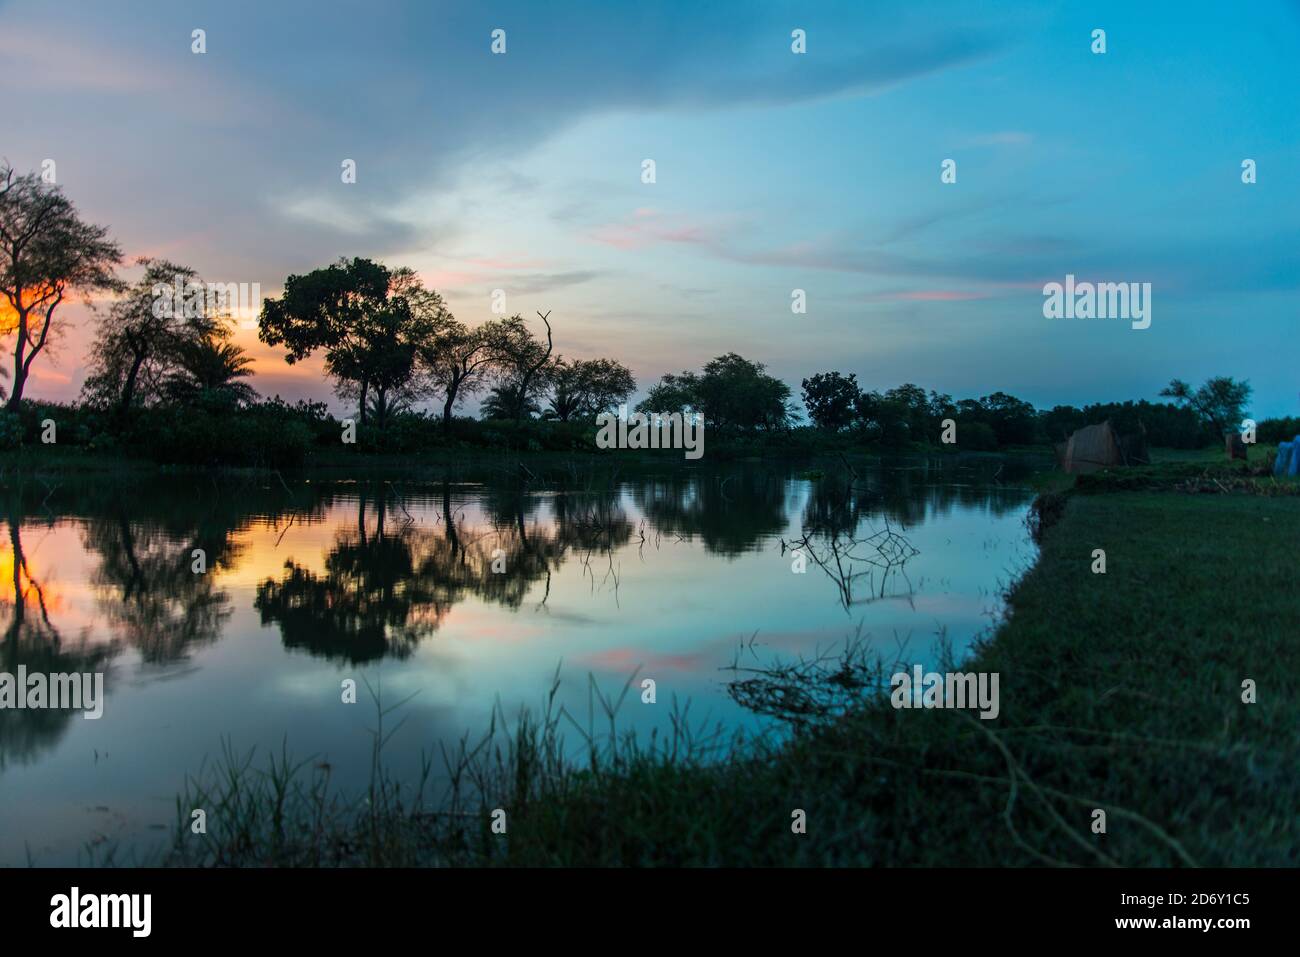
0,411,21,450
955,420,998,451
120,405,311,467
1259,417,1300,445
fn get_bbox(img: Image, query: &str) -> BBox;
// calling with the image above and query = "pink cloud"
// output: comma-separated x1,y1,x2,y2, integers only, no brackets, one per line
590,213,713,251
0,28,169,94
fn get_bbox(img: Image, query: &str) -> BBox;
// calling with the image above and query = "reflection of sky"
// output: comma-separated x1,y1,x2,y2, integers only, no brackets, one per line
4,0,1297,416
1,476,1035,864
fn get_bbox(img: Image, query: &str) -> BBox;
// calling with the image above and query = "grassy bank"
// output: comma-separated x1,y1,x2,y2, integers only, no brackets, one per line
163,455,1300,867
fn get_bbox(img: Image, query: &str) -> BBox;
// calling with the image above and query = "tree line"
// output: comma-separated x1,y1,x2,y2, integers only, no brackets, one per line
799,371,1257,450
0,163,1274,457
255,256,636,428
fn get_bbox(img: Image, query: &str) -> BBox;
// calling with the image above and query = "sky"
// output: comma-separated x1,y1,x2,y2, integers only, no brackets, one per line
3,0,1298,417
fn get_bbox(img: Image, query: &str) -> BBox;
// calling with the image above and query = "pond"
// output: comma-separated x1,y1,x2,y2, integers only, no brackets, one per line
0,456,1042,865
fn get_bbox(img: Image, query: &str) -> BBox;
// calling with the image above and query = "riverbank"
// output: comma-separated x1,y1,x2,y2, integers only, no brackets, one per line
163,448,1300,867
1,442,1047,490
0,398,1059,476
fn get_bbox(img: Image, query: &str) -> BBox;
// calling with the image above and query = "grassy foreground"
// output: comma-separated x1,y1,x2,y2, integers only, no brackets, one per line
166,458,1300,867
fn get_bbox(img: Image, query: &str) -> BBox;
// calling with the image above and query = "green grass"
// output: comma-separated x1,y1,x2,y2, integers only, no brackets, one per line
1148,444,1275,465
161,465,1300,867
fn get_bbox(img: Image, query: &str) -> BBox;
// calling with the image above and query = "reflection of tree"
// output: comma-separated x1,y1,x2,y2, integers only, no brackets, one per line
801,474,880,539
802,457,1035,532
787,521,920,610
2,510,118,770
256,489,445,664
630,473,788,556
255,483,634,665
82,509,241,665
791,457,1039,610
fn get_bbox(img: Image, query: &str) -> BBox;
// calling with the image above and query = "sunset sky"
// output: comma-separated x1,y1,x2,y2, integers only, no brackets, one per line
4,0,1298,416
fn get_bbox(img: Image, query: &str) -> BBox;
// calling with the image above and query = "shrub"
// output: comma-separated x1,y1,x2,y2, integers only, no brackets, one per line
955,420,998,451
0,411,21,450
1258,417,1300,445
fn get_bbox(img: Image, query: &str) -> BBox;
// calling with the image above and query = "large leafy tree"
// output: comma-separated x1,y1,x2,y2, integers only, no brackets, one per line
882,383,932,439
419,318,496,428
637,371,700,417
640,354,792,431
695,353,793,430
259,259,442,426
0,165,122,410
258,257,390,424
801,371,861,431
1160,376,1252,437
545,357,635,422
482,312,554,422
82,258,220,416
976,391,1039,446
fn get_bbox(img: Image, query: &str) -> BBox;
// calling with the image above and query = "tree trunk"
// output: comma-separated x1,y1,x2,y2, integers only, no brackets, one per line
513,312,553,423
119,346,147,418
442,481,461,560
7,292,63,411
442,376,460,430
5,308,28,410
5,515,24,641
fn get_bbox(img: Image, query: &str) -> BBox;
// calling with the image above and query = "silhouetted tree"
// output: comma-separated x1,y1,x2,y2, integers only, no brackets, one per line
642,353,792,431
260,259,443,427
82,258,222,416
1160,376,1252,437
484,312,554,421
0,165,122,410
637,371,700,416
545,357,635,421
164,330,258,408
801,372,860,430
419,317,495,428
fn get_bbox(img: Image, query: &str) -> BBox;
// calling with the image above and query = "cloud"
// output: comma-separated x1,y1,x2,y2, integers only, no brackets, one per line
1,0,1011,276
961,131,1034,147
501,270,604,295
863,290,997,303
590,210,717,251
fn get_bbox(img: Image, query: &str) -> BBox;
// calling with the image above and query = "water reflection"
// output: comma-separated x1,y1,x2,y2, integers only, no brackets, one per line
2,457,1041,678
1,456,1043,861
2,510,117,769
254,483,638,664
85,510,239,665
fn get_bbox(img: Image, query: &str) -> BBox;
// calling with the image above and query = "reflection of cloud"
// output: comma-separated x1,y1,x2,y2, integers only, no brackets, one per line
580,647,713,674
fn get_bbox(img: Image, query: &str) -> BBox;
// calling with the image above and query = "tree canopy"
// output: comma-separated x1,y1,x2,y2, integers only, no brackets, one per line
81,258,223,415
259,258,446,426
0,164,122,410
640,353,793,431
1160,376,1252,436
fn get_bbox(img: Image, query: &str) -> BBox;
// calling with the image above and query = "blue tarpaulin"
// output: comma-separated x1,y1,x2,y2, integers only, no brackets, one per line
1274,437,1300,477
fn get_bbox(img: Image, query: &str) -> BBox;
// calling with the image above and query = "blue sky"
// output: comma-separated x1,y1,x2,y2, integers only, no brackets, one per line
4,0,1298,416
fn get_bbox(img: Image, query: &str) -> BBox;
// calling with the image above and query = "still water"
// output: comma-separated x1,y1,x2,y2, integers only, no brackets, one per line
1,457,1039,864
